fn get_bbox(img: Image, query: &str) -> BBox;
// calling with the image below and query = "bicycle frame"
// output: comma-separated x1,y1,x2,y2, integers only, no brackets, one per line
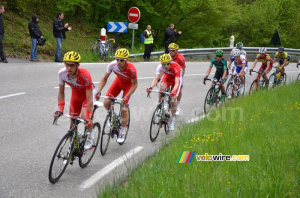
148,90,171,125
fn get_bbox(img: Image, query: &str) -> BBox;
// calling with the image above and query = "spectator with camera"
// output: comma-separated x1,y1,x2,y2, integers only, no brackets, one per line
28,14,44,62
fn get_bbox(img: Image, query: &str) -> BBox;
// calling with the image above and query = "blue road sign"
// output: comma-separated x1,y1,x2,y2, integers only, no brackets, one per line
108,22,128,33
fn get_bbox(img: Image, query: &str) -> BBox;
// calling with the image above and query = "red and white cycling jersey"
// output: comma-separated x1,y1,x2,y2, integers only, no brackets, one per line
156,61,182,78
59,68,93,91
58,67,93,117
156,62,182,95
106,60,137,85
172,53,186,69
105,60,137,102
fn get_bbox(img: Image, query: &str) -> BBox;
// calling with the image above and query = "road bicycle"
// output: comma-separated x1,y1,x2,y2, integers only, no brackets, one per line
99,96,130,156
203,78,225,114
268,66,287,88
48,101,102,184
225,73,246,99
88,37,115,61
147,90,172,142
249,70,267,94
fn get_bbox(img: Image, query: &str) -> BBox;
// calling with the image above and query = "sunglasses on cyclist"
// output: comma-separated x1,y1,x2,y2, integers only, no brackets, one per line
168,49,176,52
116,58,126,62
216,56,223,58
162,62,170,66
65,62,78,67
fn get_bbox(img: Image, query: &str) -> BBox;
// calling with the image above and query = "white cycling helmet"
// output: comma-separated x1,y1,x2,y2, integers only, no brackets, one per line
232,49,241,57
259,47,267,54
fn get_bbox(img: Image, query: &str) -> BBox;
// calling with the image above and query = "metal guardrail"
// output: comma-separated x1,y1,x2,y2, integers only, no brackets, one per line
130,47,300,61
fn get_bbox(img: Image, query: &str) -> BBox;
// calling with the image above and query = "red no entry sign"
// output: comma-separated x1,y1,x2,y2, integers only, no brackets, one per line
128,7,140,23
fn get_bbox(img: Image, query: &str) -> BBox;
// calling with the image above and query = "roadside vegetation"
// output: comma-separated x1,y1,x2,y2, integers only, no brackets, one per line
99,81,300,197
2,0,300,62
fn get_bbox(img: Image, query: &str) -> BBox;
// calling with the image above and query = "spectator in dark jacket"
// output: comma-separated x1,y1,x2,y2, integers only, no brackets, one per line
0,5,7,63
53,12,72,62
28,14,43,62
164,24,182,53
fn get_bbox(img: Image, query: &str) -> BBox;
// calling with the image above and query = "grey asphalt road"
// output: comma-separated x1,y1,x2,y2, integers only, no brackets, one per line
0,58,298,198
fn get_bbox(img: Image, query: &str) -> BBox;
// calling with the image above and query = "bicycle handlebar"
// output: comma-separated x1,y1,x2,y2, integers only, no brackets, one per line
147,89,170,98
100,96,124,101
53,114,88,125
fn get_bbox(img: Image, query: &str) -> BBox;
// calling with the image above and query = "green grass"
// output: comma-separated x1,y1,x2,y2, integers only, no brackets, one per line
99,82,300,197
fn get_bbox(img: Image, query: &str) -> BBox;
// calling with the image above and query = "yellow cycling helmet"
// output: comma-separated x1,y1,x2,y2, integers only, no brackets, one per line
168,43,179,50
115,48,130,59
63,51,81,63
160,53,172,63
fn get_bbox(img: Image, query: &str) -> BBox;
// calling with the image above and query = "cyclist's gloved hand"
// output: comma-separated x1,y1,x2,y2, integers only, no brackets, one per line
95,92,101,100
146,87,152,93
123,96,130,104
249,69,253,75
219,79,224,84
54,111,63,117
170,91,176,97
85,110,93,127
203,76,208,84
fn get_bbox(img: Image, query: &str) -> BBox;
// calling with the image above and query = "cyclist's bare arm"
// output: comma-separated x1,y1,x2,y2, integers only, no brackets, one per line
239,63,245,75
86,89,94,112
172,77,180,93
97,72,110,93
205,66,212,78
282,59,288,67
251,59,258,70
58,84,65,105
125,78,138,98
150,73,164,88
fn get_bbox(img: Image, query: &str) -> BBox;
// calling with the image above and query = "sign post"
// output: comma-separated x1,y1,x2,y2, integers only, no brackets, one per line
128,7,140,52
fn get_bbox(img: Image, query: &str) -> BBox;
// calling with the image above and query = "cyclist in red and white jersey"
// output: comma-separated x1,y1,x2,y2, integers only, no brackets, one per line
168,43,185,115
96,48,138,143
146,53,182,131
54,51,95,150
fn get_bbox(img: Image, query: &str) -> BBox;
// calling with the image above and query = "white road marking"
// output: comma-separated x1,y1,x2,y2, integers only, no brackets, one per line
187,114,206,123
0,92,25,99
79,146,144,189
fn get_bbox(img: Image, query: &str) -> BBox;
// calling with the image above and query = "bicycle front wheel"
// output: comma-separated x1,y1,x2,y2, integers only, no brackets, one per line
150,105,162,142
280,73,287,84
100,115,111,155
268,74,276,88
79,122,101,168
249,79,258,94
49,132,73,184
204,87,214,114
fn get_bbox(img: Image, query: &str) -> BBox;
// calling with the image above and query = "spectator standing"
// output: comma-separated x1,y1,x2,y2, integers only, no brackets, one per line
53,12,72,62
28,14,43,62
164,24,181,53
143,25,155,62
0,5,7,63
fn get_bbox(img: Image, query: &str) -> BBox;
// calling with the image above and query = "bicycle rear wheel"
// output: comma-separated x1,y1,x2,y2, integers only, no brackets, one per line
225,82,233,98
280,73,287,84
94,43,106,61
204,87,214,114
249,80,258,94
150,105,162,142
100,115,111,155
79,122,101,168
86,41,96,54
49,132,73,184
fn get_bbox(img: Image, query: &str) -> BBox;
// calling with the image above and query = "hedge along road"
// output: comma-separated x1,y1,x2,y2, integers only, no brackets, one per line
0,59,298,197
